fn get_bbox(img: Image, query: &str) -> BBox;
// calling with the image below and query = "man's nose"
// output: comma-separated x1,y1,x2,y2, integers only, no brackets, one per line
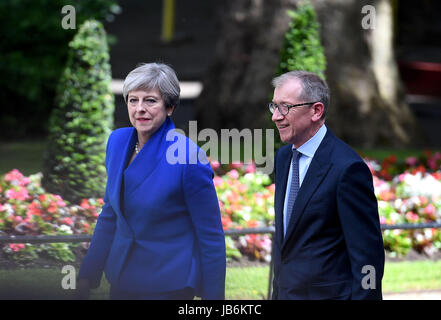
272,107,283,122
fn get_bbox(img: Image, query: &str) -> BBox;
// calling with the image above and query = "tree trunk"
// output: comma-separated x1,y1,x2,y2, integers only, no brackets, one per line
195,0,420,148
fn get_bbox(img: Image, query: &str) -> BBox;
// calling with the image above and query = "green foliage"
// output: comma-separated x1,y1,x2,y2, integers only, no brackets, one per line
42,20,114,203
276,1,326,78
0,0,120,139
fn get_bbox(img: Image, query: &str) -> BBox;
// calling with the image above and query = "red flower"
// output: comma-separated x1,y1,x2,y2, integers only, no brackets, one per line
221,216,233,230
27,202,42,216
47,202,58,213
62,217,74,226
80,199,90,210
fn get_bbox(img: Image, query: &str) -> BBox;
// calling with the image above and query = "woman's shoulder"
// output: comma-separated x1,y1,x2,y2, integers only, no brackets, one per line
109,127,134,141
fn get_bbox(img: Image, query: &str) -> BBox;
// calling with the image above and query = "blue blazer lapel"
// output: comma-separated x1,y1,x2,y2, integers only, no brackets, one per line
282,131,335,248
123,118,175,199
108,128,137,221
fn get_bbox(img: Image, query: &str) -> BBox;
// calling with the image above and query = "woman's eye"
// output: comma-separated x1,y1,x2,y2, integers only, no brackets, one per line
129,99,137,103
145,99,156,104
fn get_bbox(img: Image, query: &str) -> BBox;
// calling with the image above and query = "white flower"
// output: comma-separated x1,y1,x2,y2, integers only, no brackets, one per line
59,225,73,234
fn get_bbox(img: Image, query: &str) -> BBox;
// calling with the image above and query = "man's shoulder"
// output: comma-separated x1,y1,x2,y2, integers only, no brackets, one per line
327,131,366,168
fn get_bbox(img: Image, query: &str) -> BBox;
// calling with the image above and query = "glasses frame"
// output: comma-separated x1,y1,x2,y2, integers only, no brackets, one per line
268,101,319,116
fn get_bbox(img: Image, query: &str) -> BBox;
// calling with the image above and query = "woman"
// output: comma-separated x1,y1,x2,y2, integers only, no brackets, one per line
77,63,226,300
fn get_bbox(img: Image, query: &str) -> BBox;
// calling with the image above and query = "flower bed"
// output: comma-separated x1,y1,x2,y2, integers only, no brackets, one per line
1,150,441,264
0,169,100,262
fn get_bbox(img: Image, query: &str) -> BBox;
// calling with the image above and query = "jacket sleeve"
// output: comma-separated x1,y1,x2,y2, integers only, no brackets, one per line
337,161,385,300
77,133,117,289
183,158,226,300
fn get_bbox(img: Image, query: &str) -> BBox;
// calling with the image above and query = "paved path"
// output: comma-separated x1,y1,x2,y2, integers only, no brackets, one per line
384,290,441,300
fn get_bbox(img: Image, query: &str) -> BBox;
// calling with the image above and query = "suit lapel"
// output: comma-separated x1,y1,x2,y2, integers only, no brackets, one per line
123,117,174,199
275,146,292,246
282,130,335,248
108,127,137,234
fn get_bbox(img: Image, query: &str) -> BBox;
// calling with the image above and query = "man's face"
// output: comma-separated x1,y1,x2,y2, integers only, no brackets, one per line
271,78,316,147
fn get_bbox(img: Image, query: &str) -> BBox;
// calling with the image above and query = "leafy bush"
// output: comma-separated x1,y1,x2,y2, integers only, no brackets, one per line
0,0,120,139
42,20,114,203
276,1,326,78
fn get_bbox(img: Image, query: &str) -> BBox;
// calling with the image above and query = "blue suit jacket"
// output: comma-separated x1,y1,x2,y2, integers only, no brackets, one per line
78,118,226,299
272,129,384,300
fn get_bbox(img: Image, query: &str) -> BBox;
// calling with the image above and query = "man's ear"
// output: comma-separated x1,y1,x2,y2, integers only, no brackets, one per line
311,102,325,122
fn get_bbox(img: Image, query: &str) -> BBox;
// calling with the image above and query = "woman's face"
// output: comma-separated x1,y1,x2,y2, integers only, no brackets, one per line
127,88,173,141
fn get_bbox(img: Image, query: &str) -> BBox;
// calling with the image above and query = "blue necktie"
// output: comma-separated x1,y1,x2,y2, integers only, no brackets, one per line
285,149,301,236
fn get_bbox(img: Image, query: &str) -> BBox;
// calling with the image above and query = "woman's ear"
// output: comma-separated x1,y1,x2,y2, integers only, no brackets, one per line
167,105,176,116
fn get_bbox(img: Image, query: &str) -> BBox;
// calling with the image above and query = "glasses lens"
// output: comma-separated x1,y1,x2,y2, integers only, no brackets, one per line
279,104,289,115
269,103,275,114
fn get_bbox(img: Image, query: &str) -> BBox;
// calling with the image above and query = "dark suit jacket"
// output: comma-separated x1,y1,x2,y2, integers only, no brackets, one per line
272,128,384,300
78,118,226,299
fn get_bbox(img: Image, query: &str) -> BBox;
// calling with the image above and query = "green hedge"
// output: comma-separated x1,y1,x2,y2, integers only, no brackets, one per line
42,20,114,203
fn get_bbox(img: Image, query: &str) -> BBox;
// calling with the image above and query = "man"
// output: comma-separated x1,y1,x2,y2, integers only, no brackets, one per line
270,71,384,300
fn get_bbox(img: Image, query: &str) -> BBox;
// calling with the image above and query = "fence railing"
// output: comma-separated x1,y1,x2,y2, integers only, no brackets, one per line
1,222,441,300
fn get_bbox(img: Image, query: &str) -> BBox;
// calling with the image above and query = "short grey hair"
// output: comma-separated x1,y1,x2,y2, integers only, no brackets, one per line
272,71,330,119
123,62,180,109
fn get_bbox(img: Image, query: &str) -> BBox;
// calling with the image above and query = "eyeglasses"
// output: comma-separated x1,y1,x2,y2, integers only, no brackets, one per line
268,101,318,116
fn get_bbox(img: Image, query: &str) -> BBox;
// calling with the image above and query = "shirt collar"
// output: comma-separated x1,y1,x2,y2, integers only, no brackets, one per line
292,124,327,158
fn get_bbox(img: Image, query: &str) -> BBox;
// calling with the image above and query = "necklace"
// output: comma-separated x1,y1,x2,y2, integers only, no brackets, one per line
135,142,139,154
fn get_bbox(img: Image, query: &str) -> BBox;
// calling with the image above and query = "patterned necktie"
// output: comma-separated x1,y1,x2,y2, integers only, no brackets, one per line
285,149,301,236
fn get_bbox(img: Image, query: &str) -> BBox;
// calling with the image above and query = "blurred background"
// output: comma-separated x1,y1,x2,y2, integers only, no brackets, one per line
1,0,440,147
1,0,441,300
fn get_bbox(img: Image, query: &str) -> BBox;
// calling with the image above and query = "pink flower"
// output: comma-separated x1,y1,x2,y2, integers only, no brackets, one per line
405,157,418,167
4,169,24,182
6,187,29,201
245,162,256,173
54,195,66,207
424,204,436,217
9,243,25,252
213,176,223,187
379,216,386,224
0,203,4,212
210,159,220,170
19,177,30,187
230,162,242,169
406,211,419,222
227,169,239,180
